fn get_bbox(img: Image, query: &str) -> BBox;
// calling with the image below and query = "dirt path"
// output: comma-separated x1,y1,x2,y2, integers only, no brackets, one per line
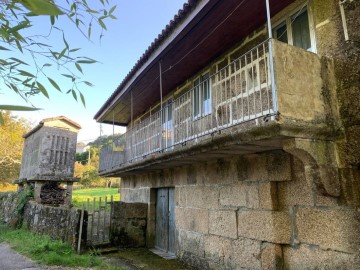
104,248,193,270
0,243,191,270
0,243,43,270
0,243,93,270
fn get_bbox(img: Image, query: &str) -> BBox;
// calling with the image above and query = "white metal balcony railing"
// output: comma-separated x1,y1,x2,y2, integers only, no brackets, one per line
99,39,275,173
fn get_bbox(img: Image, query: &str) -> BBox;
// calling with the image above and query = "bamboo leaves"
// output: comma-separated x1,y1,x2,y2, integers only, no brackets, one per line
0,105,40,111
0,0,117,117
20,0,64,16
48,77,61,92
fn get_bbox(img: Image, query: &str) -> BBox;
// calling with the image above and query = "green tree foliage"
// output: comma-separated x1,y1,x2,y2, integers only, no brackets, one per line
76,151,90,165
88,133,125,150
0,111,30,182
75,143,102,186
76,147,98,165
0,0,117,123
75,134,122,187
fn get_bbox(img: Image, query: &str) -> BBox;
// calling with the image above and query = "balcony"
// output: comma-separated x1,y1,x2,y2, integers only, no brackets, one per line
99,39,329,176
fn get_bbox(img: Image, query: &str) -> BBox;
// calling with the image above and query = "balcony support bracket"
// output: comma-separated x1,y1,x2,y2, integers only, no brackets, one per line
283,138,341,197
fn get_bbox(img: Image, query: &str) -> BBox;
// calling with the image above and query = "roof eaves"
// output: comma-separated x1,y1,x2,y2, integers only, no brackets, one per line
41,116,82,130
23,116,81,138
23,122,43,138
94,0,201,121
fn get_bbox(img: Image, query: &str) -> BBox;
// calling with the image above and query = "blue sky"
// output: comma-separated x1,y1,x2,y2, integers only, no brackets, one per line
4,0,185,142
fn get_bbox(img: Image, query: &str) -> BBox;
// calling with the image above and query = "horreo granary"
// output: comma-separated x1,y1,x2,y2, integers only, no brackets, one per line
94,0,360,268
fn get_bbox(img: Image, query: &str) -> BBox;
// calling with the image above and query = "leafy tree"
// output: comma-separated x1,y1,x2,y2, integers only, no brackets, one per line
74,161,101,187
88,133,125,150
76,151,89,165
75,137,120,187
74,144,101,186
74,161,85,179
0,111,30,183
81,165,102,187
0,0,117,123
76,147,99,165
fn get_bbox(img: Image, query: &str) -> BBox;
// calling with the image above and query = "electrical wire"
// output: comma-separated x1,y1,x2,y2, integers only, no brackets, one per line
162,0,247,75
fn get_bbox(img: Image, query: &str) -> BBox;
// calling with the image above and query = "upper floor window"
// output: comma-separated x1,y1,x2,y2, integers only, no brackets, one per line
193,72,211,119
273,6,316,52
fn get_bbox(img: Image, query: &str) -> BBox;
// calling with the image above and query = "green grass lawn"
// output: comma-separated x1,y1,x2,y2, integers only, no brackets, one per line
72,188,120,210
0,225,118,269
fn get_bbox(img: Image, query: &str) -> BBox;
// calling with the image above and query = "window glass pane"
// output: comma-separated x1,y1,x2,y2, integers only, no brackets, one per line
275,23,288,44
292,10,311,50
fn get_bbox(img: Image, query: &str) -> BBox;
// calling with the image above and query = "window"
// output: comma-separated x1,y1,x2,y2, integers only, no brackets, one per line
273,7,315,52
193,72,211,119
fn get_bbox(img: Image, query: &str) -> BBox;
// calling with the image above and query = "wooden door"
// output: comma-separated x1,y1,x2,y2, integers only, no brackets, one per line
155,188,175,254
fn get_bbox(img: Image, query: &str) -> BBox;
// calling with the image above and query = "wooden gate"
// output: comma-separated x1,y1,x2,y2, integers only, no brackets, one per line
155,188,175,254
78,196,115,250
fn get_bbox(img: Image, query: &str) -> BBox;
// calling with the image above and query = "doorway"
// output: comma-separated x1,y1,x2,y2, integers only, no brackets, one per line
155,188,175,254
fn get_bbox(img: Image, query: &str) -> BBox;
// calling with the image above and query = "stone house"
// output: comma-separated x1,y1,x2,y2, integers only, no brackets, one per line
94,0,360,269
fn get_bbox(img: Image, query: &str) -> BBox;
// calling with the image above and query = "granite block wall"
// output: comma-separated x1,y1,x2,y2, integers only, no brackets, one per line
120,151,360,269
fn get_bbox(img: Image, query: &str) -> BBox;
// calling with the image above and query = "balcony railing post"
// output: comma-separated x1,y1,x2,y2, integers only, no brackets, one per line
265,0,278,113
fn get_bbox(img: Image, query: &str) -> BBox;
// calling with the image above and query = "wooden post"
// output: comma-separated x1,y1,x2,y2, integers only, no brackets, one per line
77,204,85,253
97,197,101,241
90,198,95,243
109,195,114,243
103,196,107,241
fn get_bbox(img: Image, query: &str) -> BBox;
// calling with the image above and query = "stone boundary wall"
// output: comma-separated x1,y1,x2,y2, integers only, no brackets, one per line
23,201,87,249
110,201,147,248
0,193,86,250
0,192,21,226
120,151,360,269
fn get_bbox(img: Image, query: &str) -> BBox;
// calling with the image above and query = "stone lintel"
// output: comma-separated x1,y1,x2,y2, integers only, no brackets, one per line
27,176,79,182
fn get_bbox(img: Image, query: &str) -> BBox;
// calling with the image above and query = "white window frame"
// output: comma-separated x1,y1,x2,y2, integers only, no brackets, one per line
272,3,317,53
192,71,212,120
